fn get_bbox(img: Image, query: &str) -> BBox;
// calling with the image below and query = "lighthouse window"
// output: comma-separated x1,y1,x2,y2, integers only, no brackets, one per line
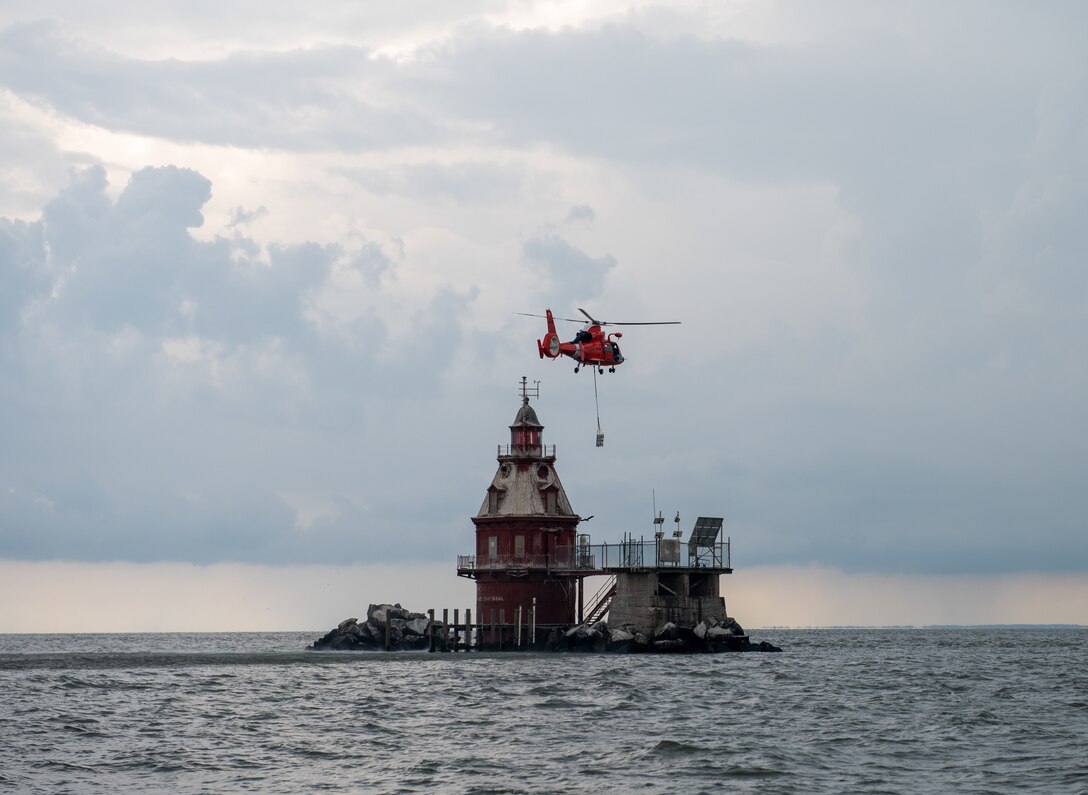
488,490,498,514
514,535,525,559
488,536,497,559
545,491,557,514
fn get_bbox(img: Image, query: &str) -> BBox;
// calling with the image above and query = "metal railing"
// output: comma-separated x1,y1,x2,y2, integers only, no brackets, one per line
456,538,731,574
583,575,617,624
496,444,556,458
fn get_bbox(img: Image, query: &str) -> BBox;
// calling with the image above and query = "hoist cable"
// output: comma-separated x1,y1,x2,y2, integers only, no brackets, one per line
593,366,601,429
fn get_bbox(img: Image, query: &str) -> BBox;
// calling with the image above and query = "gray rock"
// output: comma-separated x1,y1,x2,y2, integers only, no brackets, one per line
366,604,387,624
367,603,412,624
654,622,679,641
311,604,781,654
609,627,634,643
565,623,601,640
707,626,734,642
404,617,430,636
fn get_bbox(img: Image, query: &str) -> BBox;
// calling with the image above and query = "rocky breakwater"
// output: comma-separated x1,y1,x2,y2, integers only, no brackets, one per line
309,606,781,653
551,615,782,653
309,603,444,651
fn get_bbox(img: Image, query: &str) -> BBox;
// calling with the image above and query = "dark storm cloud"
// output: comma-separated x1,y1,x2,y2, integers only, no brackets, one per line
43,165,213,332
34,165,362,347
0,165,481,563
417,5,1087,577
1,4,1085,576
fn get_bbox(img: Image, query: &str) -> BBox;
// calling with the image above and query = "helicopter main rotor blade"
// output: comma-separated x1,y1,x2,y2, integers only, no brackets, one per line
515,311,586,323
577,308,680,326
597,321,682,326
519,309,681,325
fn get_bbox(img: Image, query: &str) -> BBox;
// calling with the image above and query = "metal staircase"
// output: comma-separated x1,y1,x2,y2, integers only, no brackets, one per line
582,575,617,625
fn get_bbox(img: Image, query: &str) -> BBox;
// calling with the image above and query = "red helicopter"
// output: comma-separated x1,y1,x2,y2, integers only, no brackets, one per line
518,308,680,373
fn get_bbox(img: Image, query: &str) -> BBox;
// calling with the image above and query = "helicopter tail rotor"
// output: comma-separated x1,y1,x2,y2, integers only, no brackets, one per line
538,309,561,358
538,333,561,359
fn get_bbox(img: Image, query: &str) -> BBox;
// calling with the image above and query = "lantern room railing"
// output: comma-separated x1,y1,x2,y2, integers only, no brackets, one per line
497,444,556,458
456,538,730,574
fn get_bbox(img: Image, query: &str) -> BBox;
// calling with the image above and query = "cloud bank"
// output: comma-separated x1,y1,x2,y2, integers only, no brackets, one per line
1,2,1085,595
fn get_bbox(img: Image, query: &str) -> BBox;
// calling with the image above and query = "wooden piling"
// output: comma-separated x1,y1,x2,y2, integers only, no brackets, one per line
453,609,460,652
427,608,435,653
466,608,473,651
442,609,449,652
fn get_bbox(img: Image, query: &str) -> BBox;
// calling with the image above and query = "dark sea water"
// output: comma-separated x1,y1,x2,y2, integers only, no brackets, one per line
1,628,1085,794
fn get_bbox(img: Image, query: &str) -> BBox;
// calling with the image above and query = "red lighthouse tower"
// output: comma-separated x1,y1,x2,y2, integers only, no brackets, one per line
457,379,582,636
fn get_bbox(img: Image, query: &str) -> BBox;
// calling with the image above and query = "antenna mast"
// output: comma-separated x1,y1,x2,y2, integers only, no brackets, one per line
519,376,540,404
652,489,665,539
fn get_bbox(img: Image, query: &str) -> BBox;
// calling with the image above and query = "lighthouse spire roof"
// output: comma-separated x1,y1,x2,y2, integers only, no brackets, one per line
512,376,542,428
474,378,578,519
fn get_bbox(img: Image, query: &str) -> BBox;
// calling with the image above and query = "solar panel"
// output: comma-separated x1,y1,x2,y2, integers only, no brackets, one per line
687,517,723,549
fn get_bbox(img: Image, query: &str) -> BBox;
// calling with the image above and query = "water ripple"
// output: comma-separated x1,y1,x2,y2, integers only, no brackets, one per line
0,628,1085,793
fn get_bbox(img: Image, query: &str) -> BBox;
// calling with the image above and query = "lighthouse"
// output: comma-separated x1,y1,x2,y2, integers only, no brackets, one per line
454,378,741,651
315,383,773,652
456,379,584,638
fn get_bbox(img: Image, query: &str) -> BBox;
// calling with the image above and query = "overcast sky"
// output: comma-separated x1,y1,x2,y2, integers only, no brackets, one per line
2,1,1085,628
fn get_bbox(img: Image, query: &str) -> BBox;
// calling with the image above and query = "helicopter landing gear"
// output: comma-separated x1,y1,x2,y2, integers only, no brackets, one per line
574,366,580,373
598,367,604,374
608,367,615,373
